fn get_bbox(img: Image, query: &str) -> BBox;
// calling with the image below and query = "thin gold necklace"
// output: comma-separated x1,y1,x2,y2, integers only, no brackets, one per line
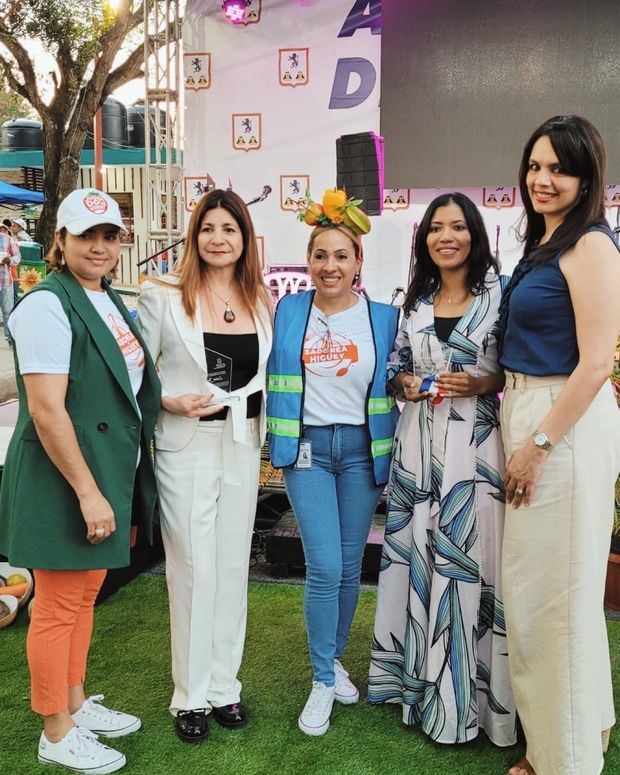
437,288,469,305
208,285,236,323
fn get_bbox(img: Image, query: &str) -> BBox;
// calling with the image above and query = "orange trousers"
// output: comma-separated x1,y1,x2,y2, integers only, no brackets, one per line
27,569,107,715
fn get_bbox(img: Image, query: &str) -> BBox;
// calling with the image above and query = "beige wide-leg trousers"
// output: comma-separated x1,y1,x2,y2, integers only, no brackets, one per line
155,418,261,715
501,373,619,775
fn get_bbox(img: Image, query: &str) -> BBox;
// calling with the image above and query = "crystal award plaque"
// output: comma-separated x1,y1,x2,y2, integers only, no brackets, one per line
205,347,233,393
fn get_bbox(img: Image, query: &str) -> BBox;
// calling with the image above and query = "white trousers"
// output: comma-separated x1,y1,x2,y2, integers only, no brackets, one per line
155,418,261,714
501,374,619,775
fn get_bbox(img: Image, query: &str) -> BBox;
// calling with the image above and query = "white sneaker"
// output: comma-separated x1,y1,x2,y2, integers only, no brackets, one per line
298,682,335,736
38,726,126,774
71,695,141,738
334,659,360,704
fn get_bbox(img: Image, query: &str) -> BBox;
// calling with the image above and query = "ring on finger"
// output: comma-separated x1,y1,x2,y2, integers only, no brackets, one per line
94,527,105,537
515,488,524,497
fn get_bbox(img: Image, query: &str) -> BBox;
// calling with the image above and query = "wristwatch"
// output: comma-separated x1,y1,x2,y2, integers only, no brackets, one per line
531,430,553,451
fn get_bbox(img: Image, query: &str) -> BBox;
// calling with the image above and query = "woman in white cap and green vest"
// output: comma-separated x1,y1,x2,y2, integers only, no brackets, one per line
0,188,161,774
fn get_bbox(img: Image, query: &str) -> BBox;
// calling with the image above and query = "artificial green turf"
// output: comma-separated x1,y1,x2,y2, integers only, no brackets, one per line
1,575,618,774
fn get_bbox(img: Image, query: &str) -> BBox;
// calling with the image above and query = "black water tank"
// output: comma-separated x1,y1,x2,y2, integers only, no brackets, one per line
1,119,43,151
127,104,167,148
84,98,128,150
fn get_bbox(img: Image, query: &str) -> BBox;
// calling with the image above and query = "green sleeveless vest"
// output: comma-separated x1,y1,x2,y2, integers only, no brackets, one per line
0,270,161,570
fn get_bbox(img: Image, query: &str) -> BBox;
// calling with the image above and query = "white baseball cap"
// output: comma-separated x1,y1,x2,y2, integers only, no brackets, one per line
56,188,126,235
11,218,27,230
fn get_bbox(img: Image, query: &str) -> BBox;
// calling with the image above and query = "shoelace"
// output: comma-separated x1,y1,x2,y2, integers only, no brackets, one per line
84,694,107,710
70,727,106,758
82,694,120,718
305,684,334,715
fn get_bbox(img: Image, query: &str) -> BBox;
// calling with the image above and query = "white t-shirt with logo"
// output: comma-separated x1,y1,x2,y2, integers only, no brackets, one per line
10,288,145,411
302,295,375,426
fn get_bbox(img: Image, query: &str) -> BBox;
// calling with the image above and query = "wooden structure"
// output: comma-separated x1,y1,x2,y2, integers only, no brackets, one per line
0,147,180,287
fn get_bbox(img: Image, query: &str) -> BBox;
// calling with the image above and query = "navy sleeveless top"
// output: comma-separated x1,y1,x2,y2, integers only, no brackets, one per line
500,225,619,376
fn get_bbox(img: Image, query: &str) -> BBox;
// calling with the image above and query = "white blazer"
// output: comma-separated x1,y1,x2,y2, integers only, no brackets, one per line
136,278,272,478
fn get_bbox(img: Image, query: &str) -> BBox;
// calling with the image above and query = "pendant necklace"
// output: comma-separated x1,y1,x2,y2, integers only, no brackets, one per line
209,286,236,323
438,289,468,305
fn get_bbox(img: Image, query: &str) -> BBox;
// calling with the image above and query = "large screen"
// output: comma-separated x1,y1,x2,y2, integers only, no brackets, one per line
381,0,619,187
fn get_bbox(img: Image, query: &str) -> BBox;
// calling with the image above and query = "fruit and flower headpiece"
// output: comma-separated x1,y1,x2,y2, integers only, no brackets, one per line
297,189,371,236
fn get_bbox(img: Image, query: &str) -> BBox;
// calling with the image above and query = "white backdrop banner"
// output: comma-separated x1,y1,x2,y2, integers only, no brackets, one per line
182,1,617,300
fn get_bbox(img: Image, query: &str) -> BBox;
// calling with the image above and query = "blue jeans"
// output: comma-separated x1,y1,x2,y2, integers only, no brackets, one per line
0,286,14,343
283,424,383,685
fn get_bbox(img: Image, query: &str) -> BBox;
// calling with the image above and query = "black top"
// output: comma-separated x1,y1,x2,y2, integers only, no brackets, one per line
201,332,261,421
434,316,462,343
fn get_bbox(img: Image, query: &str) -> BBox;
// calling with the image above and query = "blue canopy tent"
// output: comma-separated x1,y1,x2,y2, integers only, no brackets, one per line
0,179,44,205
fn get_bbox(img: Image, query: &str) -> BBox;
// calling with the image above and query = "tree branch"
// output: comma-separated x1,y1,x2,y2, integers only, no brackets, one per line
0,0,22,30
104,42,146,95
106,11,181,96
129,2,146,30
63,9,134,150
0,39,48,117
55,42,77,94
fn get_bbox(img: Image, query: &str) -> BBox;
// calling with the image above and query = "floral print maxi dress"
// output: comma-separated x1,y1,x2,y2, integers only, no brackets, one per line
368,274,516,747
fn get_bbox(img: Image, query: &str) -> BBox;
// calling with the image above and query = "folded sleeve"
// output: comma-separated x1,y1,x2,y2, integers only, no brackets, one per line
9,291,71,374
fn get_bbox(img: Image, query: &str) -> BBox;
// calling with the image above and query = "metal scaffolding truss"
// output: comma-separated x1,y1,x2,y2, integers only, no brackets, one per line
143,0,183,272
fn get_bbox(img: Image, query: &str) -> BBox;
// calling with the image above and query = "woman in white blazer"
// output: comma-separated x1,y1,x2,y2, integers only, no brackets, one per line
137,189,272,743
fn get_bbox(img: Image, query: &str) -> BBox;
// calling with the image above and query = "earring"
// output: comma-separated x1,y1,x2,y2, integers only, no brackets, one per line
60,251,66,266
580,186,588,197
353,273,360,285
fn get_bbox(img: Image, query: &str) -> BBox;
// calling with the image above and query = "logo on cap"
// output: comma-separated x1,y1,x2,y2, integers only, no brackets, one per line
83,192,109,215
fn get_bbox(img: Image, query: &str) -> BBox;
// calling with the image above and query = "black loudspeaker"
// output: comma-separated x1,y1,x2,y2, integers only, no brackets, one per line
336,131,384,216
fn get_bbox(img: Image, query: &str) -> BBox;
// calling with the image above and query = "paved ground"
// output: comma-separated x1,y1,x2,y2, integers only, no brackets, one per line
0,339,16,404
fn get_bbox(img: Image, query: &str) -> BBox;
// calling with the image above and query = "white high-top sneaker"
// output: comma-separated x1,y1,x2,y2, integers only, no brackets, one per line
38,726,126,774
298,682,336,736
334,659,360,704
71,694,141,738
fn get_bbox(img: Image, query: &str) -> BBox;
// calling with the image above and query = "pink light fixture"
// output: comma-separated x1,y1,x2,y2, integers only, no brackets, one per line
222,0,249,24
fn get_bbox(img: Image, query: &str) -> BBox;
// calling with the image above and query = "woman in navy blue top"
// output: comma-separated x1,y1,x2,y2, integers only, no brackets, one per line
498,116,620,775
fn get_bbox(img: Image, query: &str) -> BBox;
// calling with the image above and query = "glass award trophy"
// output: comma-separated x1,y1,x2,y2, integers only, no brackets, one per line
205,348,233,393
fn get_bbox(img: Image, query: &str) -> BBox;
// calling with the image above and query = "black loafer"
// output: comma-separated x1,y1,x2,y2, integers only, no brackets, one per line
211,702,249,729
175,708,209,743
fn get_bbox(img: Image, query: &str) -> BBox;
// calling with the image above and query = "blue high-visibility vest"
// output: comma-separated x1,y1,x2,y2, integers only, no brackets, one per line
267,290,399,485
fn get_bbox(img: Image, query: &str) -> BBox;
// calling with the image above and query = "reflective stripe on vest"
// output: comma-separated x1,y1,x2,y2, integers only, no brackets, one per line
371,437,393,458
268,374,303,393
267,416,301,437
368,396,396,415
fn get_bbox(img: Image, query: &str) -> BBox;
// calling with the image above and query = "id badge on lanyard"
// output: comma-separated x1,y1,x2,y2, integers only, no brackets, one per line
294,441,312,470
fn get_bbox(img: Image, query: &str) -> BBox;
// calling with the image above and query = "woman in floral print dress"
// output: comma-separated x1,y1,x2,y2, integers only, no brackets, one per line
368,193,516,747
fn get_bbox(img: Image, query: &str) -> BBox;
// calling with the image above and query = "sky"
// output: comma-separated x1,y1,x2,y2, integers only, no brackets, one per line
19,38,144,107
3,0,188,111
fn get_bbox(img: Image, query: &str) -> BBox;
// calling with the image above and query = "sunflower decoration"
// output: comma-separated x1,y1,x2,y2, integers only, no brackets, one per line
19,268,43,294
297,188,371,236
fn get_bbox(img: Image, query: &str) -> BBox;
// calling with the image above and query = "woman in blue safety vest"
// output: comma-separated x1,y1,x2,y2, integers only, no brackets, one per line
267,190,399,737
